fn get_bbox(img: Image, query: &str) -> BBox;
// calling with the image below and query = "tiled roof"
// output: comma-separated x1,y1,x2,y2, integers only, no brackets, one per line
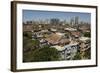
45,33,62,44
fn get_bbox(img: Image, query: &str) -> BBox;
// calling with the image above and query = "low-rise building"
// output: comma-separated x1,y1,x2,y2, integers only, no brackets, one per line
52,43,79,60
23,24,33,31
79,37,91,59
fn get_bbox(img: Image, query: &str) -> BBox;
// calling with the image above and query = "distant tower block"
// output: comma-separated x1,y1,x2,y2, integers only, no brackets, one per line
70,18,74,26
75,16,79,26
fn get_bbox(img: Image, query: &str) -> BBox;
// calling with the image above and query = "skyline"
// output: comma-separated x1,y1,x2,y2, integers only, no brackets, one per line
23,10,91,23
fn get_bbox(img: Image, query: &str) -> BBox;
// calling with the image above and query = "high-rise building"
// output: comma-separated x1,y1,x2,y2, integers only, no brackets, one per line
70,18,74,26
75,16,79,25
50,18,60,25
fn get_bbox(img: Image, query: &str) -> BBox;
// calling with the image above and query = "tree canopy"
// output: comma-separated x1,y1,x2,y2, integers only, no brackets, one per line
83,32,91,37
23,46,60,62
31,46,60,62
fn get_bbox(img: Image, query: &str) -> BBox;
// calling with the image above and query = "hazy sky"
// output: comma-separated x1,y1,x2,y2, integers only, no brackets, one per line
23,10,91,23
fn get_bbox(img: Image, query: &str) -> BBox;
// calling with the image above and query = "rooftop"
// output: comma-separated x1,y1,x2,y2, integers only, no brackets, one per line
79,37,90,41
64,28,77,31
52,43,78,51
45,33,62,44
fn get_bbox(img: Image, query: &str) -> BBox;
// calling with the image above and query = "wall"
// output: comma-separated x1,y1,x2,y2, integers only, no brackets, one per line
0,0,99,73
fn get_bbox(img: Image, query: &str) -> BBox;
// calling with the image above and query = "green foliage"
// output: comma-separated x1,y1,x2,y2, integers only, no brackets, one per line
84,48,91,59
23,30,40,51
64,33,69,38
31,46,60,62
73,51,81,60
23,51,34,62
31,39,40,46
83,32,91,37
23,38,40,51
23,31,32,39
23,46,60,62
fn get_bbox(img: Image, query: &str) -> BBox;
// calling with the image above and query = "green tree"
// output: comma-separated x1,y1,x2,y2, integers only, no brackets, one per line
73,51,81,60
23,31,32,39
83,32,91,37
23,38,40,52
31,39,40,49
64,33,69,38
84,48,91,59
31,46,60,62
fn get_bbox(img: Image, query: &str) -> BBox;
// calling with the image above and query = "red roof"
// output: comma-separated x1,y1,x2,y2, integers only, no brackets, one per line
71,31,80,37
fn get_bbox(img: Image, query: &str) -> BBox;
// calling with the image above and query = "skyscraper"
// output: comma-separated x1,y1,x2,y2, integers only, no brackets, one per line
75,16,79,25
70,18,74,26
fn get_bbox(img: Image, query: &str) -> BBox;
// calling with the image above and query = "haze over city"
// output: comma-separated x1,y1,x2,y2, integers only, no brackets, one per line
23,10,91,24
